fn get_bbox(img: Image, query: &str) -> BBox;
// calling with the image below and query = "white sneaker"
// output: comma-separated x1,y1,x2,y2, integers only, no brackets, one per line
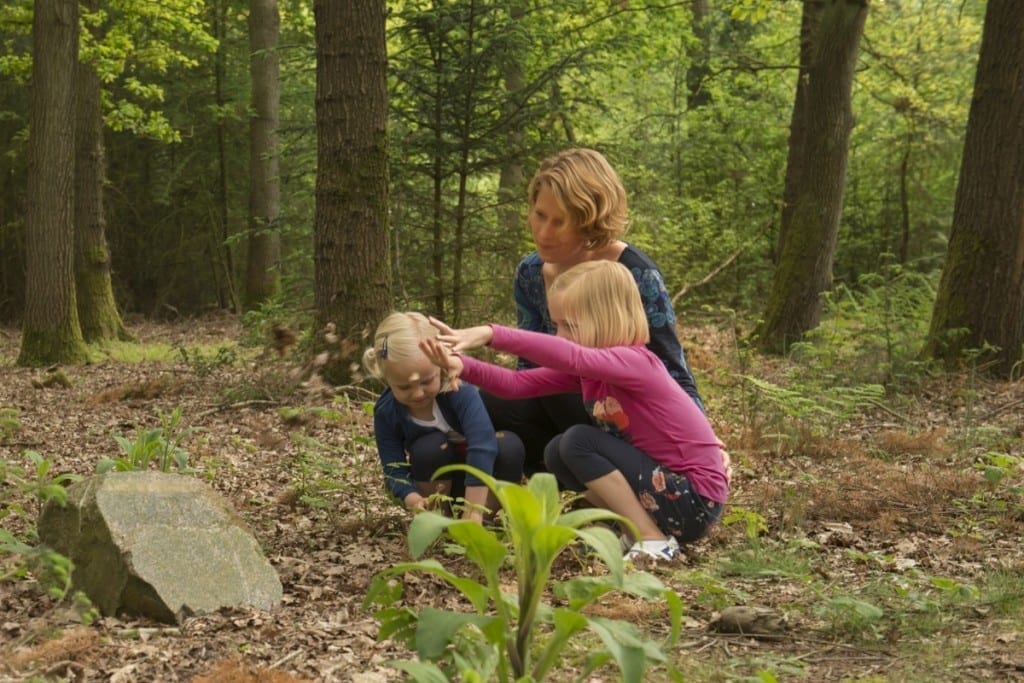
624,536,680,562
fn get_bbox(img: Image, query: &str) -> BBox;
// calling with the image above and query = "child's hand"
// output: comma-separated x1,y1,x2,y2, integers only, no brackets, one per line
419,337,464,390
428,317,493,351
404,492,428,512
718,442,733,486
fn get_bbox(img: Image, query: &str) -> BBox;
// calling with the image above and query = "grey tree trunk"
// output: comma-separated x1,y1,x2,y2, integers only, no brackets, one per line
211,0,239,313
19,0,88,366
75,0,132,343
495,0,528,304
925,0,1024,376
245,0,282,310
757,0,868,355
313,0,391,383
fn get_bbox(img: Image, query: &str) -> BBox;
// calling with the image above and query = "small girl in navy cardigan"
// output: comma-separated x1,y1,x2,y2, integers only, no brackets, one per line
362,312,524,522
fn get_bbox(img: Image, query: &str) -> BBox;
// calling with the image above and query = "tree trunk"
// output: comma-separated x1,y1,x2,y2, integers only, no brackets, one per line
496,0,527,281
313,0,391,383
212,0,239,313
774,3,818,263
244,0,282,311
686,0,712,110
757,0,868,355
924,0,1024,376
19,0,88,366
75,0,132,343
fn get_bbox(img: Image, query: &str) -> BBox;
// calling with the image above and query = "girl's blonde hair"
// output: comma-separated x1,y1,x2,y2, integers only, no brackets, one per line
527,148,629,250
548,261,649,348
362,312,439,381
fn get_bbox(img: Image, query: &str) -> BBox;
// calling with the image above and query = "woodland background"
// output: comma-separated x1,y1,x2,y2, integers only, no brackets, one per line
3,2,1024,682
2,0,1020,377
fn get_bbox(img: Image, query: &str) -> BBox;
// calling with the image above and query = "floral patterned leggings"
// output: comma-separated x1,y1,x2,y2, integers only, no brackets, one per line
544,424,721,543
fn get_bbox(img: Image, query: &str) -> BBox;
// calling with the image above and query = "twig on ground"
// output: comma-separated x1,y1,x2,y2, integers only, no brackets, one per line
271,649,303,669
982,398,1024,421
196,399,281,418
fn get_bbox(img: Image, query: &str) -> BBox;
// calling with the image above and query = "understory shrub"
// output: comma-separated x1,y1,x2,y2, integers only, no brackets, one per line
365,468,684,682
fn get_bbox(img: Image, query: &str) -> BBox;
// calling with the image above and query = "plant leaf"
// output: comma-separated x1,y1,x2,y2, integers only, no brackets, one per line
415,607,496,659
378,560,490,612
388,659,450,683
586,616,649,683
408,511,455,558
447,520,507,576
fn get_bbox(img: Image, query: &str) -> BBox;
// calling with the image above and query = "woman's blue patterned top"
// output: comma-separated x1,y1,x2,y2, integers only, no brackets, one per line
512,245,703,410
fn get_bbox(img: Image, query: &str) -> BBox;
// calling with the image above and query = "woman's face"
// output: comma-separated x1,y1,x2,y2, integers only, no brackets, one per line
383,353,442,411
529,184,588,266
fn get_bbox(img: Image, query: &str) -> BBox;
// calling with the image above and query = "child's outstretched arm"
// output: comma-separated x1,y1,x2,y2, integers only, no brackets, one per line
428,317,494,352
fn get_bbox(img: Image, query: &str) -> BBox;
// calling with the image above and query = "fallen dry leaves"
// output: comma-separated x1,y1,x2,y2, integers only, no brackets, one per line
1,316,1023,682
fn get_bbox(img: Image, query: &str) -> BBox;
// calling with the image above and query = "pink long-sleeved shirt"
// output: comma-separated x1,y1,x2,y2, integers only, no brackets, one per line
459,325,728,503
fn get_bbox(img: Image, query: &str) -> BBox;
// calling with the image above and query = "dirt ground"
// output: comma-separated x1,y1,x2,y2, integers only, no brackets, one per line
1,316,1023,682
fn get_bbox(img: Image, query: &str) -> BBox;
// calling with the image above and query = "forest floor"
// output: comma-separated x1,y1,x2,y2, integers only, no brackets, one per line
1,314,1023,682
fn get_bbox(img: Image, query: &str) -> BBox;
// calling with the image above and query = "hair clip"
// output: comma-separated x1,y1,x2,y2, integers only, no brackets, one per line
380,335,388,359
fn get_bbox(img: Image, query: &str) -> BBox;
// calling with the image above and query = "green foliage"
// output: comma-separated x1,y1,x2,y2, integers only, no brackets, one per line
977,451,1023,489
0,406,21,439
97,406,196,474
722,506,768,544
285,434,353,513
819,595,885,638
822,568,987,642
177,344,238,377
239,298,307,349
839,0,982,281
365,469,683,682
724,0,777,22
979,570,1024,618
745,376,884,423
388,0,545,324
742,374,884,452
3,450,81,510
716,538,811,581
606,4,795,312
1,0,988,330
281,400,378,521
84,1,219,143
1,450,81,600
790,261,938,386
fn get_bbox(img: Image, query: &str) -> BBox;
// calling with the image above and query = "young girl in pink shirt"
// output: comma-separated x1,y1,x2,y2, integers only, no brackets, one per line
421,261,728,561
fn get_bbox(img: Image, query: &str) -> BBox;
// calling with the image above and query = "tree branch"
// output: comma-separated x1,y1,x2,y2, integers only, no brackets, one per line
671,247,743,306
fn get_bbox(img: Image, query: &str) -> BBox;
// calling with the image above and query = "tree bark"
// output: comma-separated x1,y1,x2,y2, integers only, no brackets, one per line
75,0,132,343
757,0,868,355
313,0,391,382
924,0,1024,376
496,0,528,282
19,0,89,366
686,0,712,110
212,0,239,313
245,0,282,311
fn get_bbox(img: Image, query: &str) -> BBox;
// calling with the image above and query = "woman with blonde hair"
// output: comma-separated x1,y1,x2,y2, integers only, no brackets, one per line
485,147,704,474
421,261,727,561
363,312,524,522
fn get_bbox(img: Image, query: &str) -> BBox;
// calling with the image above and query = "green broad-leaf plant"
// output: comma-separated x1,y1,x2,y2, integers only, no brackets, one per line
97,406,195,474
364,467,684,683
